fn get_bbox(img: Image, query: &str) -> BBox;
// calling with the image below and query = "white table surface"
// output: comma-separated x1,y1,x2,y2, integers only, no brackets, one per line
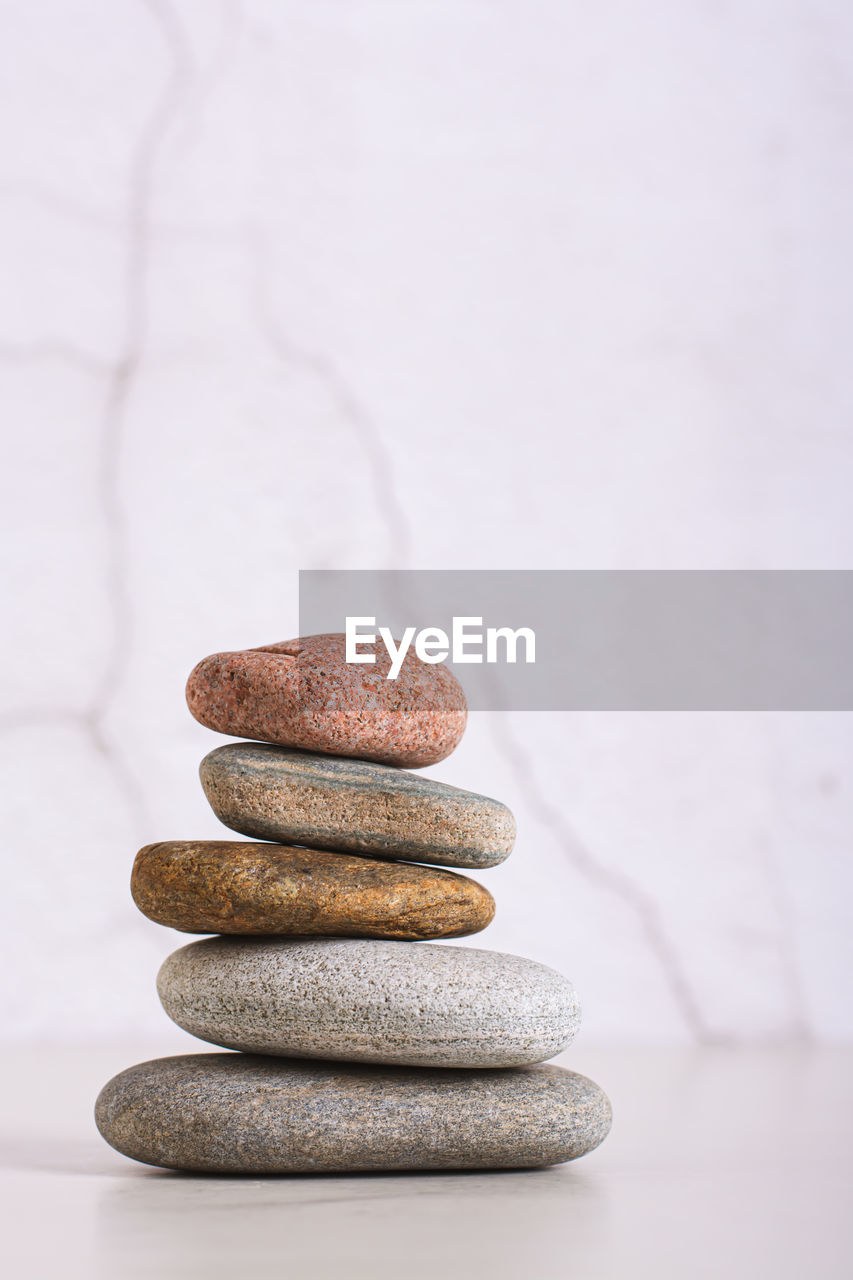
2,1043,850,1279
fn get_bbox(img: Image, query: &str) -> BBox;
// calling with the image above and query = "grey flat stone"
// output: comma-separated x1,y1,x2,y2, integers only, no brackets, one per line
157,937,580,1068
199,743,516,870
95,1053,612,1173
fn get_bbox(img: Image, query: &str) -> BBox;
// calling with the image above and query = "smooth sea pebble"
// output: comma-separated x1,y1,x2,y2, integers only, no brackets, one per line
157,937,580,1068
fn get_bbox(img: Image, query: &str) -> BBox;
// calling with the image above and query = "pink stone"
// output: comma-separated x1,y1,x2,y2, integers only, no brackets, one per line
186,634,467,768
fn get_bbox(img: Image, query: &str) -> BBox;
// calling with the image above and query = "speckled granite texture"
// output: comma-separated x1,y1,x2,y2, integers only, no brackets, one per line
186,634,467,767
157,937,580,1068
200,743,516,869
95,1053,611,1173
131,840,495,940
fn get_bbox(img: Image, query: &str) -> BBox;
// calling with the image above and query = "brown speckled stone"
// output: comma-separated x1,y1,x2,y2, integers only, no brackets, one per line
131,841,495,941
186,634,467,768
95,1053,612,1172
200,744,516,870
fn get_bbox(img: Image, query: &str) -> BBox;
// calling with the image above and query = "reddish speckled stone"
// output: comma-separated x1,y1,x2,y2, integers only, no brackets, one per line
186,634,467,768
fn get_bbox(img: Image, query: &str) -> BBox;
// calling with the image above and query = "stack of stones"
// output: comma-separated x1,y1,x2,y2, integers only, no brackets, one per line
96,635,611,1173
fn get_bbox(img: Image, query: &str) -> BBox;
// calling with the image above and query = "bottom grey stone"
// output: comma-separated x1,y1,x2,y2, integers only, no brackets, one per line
95,1053,612,1173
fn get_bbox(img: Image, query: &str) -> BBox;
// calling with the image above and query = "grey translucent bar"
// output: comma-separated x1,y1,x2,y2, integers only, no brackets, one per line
298,571,853,710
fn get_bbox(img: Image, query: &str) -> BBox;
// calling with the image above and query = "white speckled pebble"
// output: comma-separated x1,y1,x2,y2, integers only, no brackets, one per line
157,938,581,1068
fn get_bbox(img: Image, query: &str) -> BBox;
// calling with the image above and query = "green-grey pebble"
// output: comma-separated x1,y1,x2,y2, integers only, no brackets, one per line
199,743,516,869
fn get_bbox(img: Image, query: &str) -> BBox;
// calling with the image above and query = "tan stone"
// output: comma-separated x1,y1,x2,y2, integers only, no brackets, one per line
131,840,495,941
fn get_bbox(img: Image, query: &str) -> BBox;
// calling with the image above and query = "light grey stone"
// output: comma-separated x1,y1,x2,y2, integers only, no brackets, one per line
199,743,516,870
95,1053,612,1173
157,937,580,1068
